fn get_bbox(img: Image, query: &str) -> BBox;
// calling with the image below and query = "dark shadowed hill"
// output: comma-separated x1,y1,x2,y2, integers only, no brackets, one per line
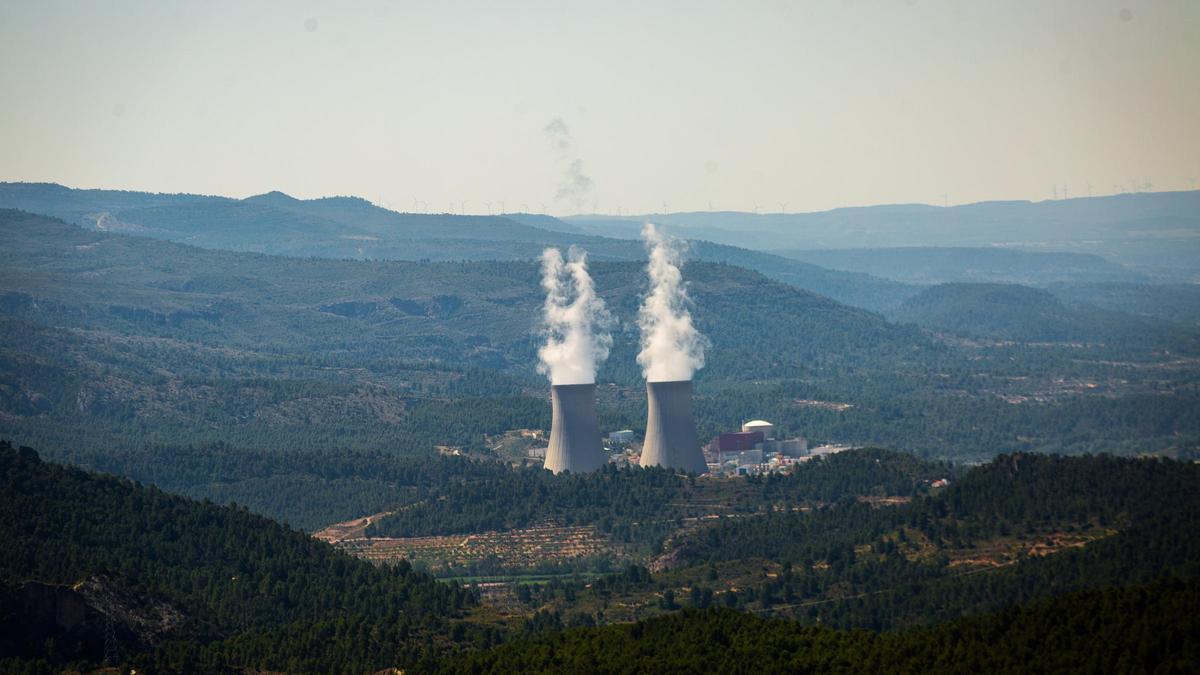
0,440,480,673
425,581,1200,675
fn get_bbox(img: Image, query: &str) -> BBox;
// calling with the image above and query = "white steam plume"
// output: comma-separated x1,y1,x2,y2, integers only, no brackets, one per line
544,117,595,210
637,223,707,382
537,247,612,385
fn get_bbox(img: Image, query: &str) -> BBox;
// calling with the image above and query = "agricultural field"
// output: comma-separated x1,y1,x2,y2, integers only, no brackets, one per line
335,524,619,573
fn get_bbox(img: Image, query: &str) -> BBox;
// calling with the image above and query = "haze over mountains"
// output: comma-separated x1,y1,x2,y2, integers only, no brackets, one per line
568,191,1200,281
2,183,1198,316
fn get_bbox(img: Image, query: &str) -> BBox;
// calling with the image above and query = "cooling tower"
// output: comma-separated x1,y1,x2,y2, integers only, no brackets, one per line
640,379,707,474
544,383,607,474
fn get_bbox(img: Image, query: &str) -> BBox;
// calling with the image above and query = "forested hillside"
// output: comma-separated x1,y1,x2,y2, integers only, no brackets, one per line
0,441,485,673
4,442,1198,673
2,209,1198,530
428,580,1200,674
366,449,952,543
656,453,1200,630
365,452,1199,632
1048,281,1200,325
890,282,1200,350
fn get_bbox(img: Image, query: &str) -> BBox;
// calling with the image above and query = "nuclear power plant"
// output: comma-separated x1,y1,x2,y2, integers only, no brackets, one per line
640,379,706,473
544,383,607,474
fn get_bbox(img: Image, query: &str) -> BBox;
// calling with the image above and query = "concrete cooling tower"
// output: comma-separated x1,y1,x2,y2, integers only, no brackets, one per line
640,380,707,474
544,383,607,474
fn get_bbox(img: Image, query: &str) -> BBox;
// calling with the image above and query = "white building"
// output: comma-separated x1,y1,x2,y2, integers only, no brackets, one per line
608,429,635,443
741,420,775,439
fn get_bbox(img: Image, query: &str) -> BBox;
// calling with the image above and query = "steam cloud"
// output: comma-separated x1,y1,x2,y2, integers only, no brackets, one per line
537,247,612,385
544,117,595,210
637,224,707,382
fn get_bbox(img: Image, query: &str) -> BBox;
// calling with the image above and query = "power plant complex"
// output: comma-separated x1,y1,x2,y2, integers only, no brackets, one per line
539,377,825,477
543,379,706,475
539,229,709,475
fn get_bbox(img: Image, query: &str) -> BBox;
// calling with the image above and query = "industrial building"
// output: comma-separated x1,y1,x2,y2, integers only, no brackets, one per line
608,429,635,443
705,419,811,475
717,431,764,454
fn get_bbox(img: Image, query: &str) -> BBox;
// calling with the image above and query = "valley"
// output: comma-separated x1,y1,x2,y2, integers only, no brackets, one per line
3,3,1198,671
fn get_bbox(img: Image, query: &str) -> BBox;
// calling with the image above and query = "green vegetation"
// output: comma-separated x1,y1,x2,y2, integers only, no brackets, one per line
1048,281,1200,325
3,442,1199,673
891,282,1200,349
367,449,950,546
472,453,1198,634
662,454,1200,628
2,207,1198,532
428,579,1200,674
0,441,485,674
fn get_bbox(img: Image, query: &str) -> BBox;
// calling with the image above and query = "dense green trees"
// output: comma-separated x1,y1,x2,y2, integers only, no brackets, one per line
428,578,1200,674
365,449,950,545
663,453,1200,630
0,441,482,673
4,442,1199,673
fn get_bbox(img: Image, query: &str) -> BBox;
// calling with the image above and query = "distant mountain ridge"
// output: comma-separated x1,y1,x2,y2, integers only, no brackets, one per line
772,246,1148,285
566,191,1200,280
0,183,917,312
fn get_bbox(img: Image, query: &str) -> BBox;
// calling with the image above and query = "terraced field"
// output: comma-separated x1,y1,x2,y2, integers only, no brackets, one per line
334,524,619,571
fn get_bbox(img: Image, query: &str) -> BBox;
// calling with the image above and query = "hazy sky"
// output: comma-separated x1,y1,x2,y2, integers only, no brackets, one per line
1,0,1197,214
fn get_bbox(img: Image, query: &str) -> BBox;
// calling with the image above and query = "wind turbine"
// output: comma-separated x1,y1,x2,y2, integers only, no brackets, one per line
1053,185,1059,199
1086,182,1093,197
499,201,506,214
483,201,493,215
1063,184,1069,200
411,197,421,213
778,202,787,213
662,202,669,213
540,202,547,215
941,193,949,208
752,202,760,215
